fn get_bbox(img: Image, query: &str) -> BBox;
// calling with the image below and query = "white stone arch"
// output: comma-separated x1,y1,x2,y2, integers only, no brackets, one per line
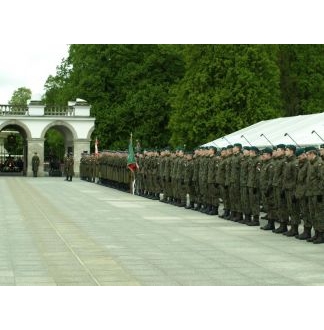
40,120,78,140
87,125,96,140
0,119,32,140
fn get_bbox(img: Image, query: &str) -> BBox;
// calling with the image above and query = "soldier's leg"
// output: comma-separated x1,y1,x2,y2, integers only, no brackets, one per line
260,191,275,230
240,186,251,223
284,190,300,236
296,197,311,240
313,195,324,244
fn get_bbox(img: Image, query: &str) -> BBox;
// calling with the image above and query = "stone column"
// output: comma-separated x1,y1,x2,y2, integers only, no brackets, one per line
27,138,45,177
73,139,91,177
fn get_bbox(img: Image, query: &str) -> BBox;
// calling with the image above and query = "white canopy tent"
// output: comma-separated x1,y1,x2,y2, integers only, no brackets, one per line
202,112,324,149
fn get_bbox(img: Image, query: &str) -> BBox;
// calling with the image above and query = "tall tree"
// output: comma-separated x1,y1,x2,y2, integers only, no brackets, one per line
279,44,324,116
168,45,281,148
9,87,32,105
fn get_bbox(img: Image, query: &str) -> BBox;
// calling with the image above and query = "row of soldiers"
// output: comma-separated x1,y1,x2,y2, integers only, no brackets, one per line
79,151,131,191
78,143,324,244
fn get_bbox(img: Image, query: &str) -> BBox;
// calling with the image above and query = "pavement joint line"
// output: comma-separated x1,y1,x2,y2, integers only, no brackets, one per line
11,178,102,286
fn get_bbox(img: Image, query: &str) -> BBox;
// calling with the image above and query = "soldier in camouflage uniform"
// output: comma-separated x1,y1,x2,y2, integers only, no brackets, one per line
135,151,144,195
192,148,201,210
197,147,209,212
205,147,219,215
305,146,324,243
176,148,187,207
239,146,251,223
229,143,242,221
222,145,234,219
184,151,195,209
295,148,311,240
272,144,289,234
282,145,300,237
162,147,172,203
217,148,229,218
260,148,276,230
245,146,261,226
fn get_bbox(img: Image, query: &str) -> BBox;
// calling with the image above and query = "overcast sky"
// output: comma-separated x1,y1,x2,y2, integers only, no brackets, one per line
0,44,69,104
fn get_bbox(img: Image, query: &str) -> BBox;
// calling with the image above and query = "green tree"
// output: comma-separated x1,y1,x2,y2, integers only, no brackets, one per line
168,45,281,148
279,44,324,116
9,87,32,105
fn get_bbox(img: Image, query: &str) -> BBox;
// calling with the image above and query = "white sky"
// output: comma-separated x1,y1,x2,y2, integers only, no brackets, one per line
2,1,322,107
0,44,69,103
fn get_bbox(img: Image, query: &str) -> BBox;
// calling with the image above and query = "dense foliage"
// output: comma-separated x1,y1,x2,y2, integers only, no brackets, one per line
43,44,324,150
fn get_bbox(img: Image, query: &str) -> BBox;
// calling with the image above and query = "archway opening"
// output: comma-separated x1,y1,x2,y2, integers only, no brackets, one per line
44,128,65,176
0,124,28,175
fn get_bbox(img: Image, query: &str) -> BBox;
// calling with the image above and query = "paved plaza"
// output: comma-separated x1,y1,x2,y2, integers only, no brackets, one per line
0,176,324,286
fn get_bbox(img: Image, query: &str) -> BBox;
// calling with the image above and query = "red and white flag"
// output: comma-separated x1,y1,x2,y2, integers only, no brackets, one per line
95,137,99,156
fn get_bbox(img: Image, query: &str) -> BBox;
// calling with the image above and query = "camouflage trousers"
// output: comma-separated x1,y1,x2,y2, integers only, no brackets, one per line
297,196,311,228
220,185,230,210
309,195,324,232
229,183,241,213
285,190,300,225
240,186,250,215
274,187,289,223
261,190,276,220
164,179,172,200
199,180,208,205
207,183,220,207
248,187,260,217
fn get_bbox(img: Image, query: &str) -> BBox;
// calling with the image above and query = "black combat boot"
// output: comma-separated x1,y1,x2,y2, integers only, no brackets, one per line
185,201,193,209
260,219,275,230
240,214,251,224
307,230,319,242
178,200,186,207
247,215,260,226
295,226,312,240
313,232,324,244
209,206,219,215
235,212,243,222
194,203,201,211
261,214,268,220
272,223,288,234
219,209,228,218
284,224,299,237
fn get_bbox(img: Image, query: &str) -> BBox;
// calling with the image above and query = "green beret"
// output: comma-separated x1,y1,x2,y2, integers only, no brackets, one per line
262,147,273,155
272,146,278,150
221,147,227,151
286,145,296,152
233,143,242,149
305,146,317,153
320,144,324,149
277,144,286,149
250,146,259,153
243,146,251,151
296,148,305,157
227,145,233,149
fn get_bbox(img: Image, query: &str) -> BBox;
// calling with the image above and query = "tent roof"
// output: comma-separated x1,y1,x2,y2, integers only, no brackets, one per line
202,112,324,148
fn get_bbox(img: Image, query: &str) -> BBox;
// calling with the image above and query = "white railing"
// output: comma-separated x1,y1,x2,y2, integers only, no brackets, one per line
0,105,76,116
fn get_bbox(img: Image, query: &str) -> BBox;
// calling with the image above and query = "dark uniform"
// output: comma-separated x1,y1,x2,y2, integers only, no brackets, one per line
305,146,324,243
260,148,276,230
246,147,261,225
282,145,300,236
295,148,311,240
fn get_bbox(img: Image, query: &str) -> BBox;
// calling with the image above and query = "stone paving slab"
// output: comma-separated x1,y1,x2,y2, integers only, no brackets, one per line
1,177,324,286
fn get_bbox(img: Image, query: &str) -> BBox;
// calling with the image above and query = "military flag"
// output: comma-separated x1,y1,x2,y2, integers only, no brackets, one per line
95,137,99,156
127,133,138,172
